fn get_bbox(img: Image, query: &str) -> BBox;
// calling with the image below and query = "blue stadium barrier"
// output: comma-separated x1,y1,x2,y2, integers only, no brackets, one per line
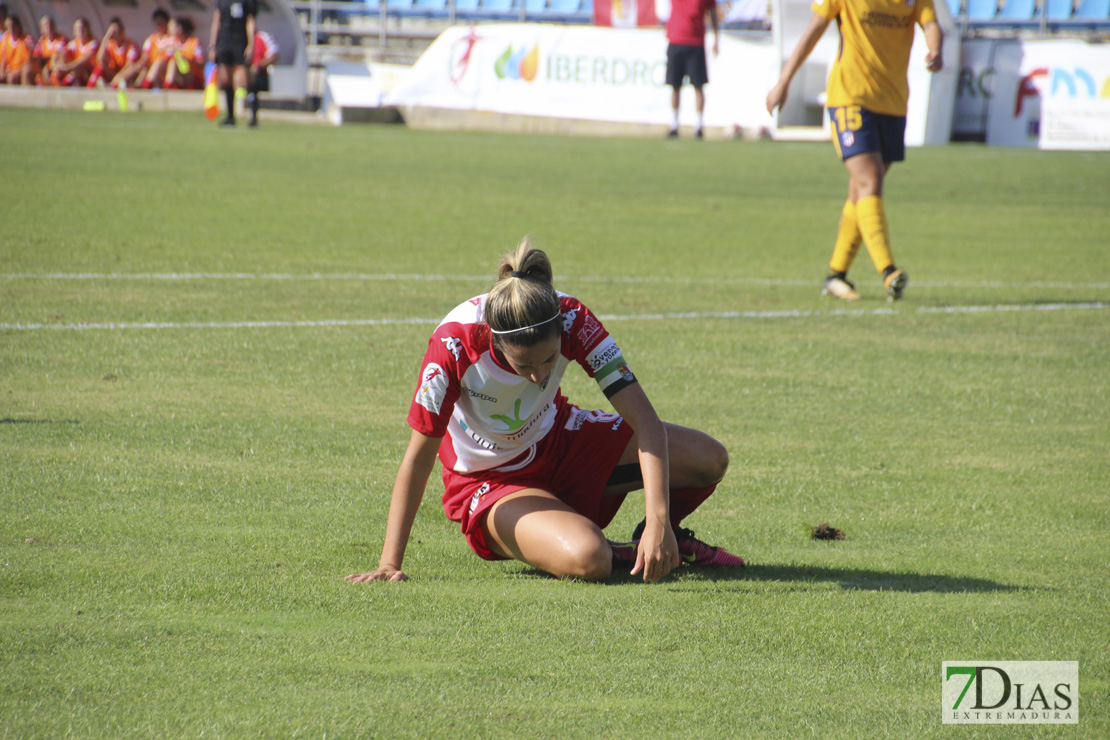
1074,0,1110,18
410,0,446,15
1043,0,1110,26
353,0,1103,35
538,0,587,21
1045,0,1074,19
997,0,1041,24
966,0,1000,20
383,0,422,15
480,0,518,17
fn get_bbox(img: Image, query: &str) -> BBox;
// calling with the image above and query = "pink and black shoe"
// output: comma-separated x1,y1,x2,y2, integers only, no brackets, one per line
631,521,745,568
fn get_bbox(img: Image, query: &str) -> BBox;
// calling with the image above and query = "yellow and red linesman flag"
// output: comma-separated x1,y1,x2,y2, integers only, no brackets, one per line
203,62,219,120
594,0,660,27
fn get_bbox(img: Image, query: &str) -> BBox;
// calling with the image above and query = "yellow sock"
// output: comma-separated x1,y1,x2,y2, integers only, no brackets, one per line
234,87,247,100
855,195,895,275
829,199,862,274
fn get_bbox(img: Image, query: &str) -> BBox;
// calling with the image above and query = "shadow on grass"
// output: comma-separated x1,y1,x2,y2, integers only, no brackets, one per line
513,563,1018,593
703,563,1017,593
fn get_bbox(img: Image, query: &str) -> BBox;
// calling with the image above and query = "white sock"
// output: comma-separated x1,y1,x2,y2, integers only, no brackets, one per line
671,109,679,129
696,112,704,130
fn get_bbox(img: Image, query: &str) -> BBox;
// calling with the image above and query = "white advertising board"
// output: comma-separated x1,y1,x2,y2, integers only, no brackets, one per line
385,24,778,131
986,39,1110,150
1040,98,1110,151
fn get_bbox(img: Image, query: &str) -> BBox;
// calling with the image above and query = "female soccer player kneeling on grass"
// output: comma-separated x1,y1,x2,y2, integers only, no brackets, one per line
346,239,745,584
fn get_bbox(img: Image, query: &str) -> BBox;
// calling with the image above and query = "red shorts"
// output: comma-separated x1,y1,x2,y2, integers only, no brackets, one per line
440,403,635,560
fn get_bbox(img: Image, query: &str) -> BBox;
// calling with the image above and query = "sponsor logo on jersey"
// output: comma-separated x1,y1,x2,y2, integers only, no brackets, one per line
467,388,498,403
469,482,491,514
577,314,602,351
441,335,463,362
503,402,550,441
561,308,578,333
566,408,622,431
588,338,622,372
416,363,449,415
567,407,590,431
490,398,528,432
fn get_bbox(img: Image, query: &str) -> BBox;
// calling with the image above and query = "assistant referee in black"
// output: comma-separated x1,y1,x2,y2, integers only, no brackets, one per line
208,0,257,126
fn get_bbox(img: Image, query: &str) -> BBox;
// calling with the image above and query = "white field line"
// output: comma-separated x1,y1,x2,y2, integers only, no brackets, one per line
3,302,1107,332
1,272,1109,291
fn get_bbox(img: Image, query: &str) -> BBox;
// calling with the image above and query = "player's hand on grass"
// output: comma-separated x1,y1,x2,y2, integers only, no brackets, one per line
630,520,680,583
345,567,406,583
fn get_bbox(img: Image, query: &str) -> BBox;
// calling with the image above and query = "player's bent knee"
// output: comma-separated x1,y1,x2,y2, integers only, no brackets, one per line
692,437,729,486
553,540,612,581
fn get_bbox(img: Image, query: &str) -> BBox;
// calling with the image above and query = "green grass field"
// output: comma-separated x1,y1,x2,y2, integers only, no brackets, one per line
1,108,1108,738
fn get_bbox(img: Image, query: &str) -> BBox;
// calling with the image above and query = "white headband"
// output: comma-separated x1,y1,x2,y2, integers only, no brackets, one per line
488,311,562,336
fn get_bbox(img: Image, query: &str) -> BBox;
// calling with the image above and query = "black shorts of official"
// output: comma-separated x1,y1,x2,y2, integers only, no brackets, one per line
666,43,708,88
249,68,269,93
828,105,906,163
216,43,249,67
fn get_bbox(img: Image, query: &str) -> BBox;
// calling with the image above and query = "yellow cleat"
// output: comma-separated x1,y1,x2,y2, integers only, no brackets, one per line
884,268,908,301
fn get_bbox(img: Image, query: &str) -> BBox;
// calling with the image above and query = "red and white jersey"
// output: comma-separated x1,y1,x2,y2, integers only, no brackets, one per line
251,30,278,65
64,37,98,63
33,33,68,59
142,31,175,62
174,36,204,65
408,293,637,474
103,37,140,68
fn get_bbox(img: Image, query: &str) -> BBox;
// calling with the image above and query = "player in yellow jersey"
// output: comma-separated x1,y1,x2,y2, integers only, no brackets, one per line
767,0,943,301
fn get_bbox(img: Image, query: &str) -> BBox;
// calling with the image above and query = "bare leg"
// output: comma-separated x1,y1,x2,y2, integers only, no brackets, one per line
481,489,614,581
607,422,728,495
844,151,890,203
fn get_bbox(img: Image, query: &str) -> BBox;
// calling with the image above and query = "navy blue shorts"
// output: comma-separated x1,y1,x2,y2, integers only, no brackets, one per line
828,105,906,163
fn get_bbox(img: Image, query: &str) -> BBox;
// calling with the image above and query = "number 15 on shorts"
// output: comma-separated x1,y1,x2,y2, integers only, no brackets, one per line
832,105,862,133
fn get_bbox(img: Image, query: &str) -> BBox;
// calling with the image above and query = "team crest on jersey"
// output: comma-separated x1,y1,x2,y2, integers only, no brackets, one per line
841,131,855,148
416,363,449,414
561,308,578,333
441,335,463,362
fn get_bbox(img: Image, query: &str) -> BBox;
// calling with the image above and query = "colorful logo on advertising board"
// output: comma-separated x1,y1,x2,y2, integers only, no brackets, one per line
495,44,540,82
1015,66,1110,117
